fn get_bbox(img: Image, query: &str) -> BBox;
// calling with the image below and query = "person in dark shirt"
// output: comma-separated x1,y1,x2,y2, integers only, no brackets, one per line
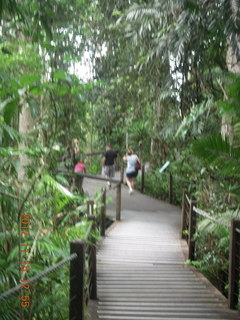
102,145,117,188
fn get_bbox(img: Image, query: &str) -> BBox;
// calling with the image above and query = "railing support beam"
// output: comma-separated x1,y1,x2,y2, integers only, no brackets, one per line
87,215,97,300
168,172,173,204
100,188,106,237
120,160,124,183
116,183,121,221
228,219,240,309
188,200,197,261
70,240,85,320
87,200,94,216
181,186,188,239
141,164,145,193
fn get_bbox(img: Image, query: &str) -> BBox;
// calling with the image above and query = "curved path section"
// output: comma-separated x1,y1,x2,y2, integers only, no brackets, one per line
83,177,240,320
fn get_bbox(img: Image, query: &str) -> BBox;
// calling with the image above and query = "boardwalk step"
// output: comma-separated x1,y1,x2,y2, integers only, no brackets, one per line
98,310,240,318
98,317,240,320
98,302,225,307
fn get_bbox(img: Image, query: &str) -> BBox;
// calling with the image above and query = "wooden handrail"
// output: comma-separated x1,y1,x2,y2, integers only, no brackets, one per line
193,206,230,228
181,190,240,310
145,168,196,185
59,170,122,184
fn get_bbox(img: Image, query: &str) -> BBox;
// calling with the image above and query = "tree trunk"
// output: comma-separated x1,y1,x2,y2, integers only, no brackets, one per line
18,102,34,181
226,0,240,74
222,0,240,143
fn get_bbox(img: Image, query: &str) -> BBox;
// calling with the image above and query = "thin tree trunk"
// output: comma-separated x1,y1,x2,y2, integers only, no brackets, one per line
18,102,34,181
221,0,240,143
226,0,240,73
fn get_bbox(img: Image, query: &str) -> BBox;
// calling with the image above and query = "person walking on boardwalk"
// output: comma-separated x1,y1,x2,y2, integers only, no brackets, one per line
123,149,141,195
74,156,86,193
102,144,117,189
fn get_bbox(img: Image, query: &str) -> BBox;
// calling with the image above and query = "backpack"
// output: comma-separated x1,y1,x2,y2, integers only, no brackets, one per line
135,159,141,170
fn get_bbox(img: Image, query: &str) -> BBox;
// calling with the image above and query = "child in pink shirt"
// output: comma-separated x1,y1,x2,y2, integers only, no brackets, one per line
74,160,86,173
74,158,86,193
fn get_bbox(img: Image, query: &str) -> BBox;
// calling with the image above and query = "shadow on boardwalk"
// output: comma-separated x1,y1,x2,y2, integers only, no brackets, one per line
83,175,240,320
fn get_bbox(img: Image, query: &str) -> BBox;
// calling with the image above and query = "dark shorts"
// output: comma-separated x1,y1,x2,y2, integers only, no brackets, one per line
103,165,115,178
126,170,138,178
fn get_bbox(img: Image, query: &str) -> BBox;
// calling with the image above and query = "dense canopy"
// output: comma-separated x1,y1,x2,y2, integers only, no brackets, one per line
1,0,240,318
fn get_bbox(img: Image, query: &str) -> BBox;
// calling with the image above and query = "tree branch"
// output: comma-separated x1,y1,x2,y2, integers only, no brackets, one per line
0,190,19,199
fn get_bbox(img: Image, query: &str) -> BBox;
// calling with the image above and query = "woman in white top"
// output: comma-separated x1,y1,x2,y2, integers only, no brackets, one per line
123,149,140,194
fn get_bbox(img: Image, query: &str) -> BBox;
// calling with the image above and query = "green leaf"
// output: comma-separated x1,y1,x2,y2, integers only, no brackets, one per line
19,74,40,86
0,148,11,156
0,98,13,113
112,9,122,16
30,86,43,95
227,80,240,101
184,0,199,12
58,86,69,96
9,80,20,91
54,70,67,80
3,124,21,142
217,100,236,114
1,100,18,124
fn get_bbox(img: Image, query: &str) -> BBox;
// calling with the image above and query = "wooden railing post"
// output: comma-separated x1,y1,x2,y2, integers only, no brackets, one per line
188,200,197,260
100,188,106,237
168,172,173,204
120,160,124,183
116,183,121,221
228,219,240,309
141,164,145,193
181,186,188,239
87,200,94,216
70,240,85,320
87,215,97,300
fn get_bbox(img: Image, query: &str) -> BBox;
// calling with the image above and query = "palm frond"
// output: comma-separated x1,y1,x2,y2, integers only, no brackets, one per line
176,99,214,138
160,118,182,139
44,174,74,198
193,134,240,176
198,208,240,234
233,122,240,147
42,174,77,213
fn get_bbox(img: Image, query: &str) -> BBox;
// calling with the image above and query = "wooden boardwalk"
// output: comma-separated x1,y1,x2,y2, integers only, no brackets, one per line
82,177,240,320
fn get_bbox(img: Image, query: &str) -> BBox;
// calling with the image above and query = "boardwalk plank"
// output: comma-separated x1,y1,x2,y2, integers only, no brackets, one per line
83,178,239,320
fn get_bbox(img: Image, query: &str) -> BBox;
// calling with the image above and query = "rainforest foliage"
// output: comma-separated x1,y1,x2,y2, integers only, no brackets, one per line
1,0,240,317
